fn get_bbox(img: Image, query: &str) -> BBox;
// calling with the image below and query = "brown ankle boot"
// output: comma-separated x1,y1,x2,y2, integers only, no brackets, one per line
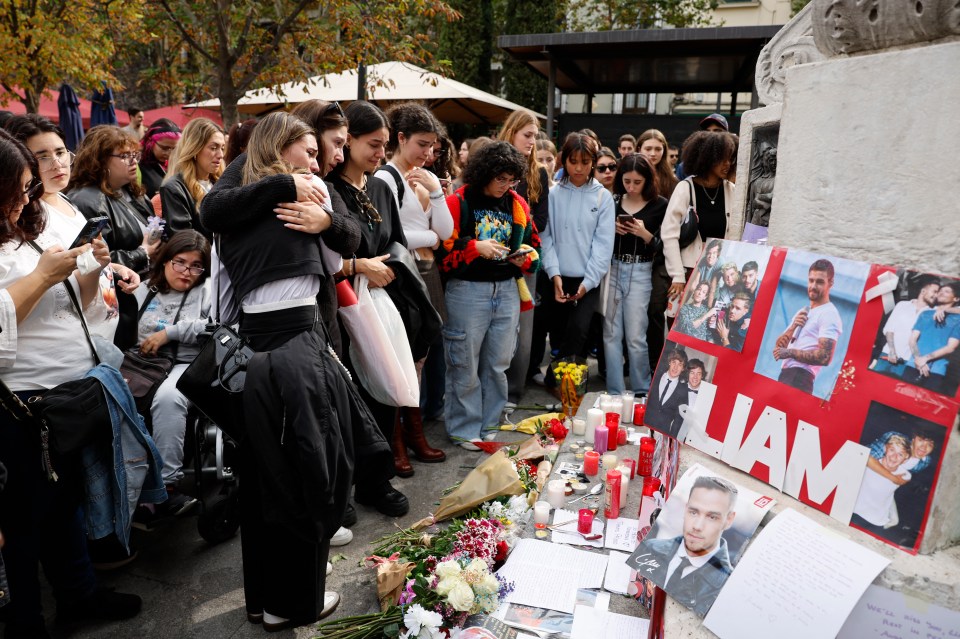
402,407,447,463
392,411,414,478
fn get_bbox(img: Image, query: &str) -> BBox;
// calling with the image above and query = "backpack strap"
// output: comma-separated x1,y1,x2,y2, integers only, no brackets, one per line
377,164,405,208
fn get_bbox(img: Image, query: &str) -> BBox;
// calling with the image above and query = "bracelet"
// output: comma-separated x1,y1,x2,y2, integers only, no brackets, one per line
351,256,357,276
429,189,444,200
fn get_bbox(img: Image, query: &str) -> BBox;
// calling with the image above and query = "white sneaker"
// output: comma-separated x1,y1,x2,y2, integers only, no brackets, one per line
457,439,482,451
319,592,340,619
330,526,353,546
326,561,333,576
532,373,546,386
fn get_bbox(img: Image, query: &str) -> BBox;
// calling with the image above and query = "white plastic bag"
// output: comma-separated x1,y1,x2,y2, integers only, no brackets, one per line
338,274,419,407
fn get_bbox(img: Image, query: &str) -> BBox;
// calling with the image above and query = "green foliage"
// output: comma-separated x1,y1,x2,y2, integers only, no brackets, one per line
500,0,562,114
565,0,718,30
437,0,495,93
791,0,812,16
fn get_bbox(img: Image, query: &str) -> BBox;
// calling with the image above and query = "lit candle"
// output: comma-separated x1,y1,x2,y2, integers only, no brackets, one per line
617,463,631,503
593,423,608,454
578,508,594,535
602,453,618,471
533,501,551,527
585,409,603,444
606,419,619,452
621,391,635,424
584,450,600,476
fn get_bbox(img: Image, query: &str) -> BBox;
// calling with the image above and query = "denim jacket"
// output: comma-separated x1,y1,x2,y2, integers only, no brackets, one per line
80,364,166,550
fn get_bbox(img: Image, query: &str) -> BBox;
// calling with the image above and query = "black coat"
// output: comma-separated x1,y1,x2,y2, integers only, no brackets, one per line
383,243,442,362
68,186,152,272
646,373,688,438
159,174,209,238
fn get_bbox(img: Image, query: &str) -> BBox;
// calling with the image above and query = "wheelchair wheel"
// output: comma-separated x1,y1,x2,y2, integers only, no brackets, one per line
197,490,241,545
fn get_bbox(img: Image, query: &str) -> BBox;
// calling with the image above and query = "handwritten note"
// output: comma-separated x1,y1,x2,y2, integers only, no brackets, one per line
604,518,639,552
570,605,650,639
837,585,960,639
704,509,890,639
603,551,633,595
496,539,607,614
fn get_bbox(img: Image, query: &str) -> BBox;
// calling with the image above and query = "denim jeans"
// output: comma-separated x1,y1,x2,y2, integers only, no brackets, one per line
443,279,520,441
603,260,653,394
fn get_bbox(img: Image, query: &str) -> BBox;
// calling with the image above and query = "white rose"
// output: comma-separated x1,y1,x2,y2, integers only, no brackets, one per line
466,558,488,575
475,574,500,596
446,581,476,612
435,576,456,597
434,560,462,581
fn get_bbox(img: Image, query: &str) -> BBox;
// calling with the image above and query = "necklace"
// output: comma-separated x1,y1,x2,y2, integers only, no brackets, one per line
699,182,721,205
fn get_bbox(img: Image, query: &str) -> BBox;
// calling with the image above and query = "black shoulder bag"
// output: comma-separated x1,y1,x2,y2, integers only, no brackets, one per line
678,179,700,249
0,244,112,480
176,236,252,440
119,288,187,415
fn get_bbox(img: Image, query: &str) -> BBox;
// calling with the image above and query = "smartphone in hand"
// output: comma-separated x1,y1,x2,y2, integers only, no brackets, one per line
506,247,534,260
617,214,634,224
69,217,110,249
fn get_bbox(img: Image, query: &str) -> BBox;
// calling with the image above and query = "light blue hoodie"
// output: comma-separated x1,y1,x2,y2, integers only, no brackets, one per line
541,178,615,292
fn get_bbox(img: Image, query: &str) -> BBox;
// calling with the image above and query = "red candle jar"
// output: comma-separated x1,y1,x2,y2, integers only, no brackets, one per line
622,458,636,480
617,426,628,446
642,475,661,496
638,436,656,477
584,450,600,476
607,421,618,451
605,412,620,427
633,401,647,426
578,508,594,534
604,470,622,519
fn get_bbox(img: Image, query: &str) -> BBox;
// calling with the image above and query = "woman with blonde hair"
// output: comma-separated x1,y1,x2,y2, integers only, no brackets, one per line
636,128,679,372
160,118,225,236
498,109,548,403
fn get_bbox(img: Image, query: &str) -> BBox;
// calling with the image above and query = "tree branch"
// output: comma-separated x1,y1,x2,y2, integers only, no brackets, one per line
157,0,217,64
238,0,313,92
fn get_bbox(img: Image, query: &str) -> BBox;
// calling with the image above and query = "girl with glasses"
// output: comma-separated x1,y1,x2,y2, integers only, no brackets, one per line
595,147,619,193
436,141,540,449
132,230,211,525
4,115,141,346
539,133,615,367
139,119,182,199
68,126,159,276
159,117,225,236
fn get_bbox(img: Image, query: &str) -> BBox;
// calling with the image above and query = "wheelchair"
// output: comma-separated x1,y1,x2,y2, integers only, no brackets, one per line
179,407,241,544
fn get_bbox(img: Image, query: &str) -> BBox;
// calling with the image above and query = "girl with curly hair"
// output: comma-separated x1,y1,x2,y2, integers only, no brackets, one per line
436,141,540,449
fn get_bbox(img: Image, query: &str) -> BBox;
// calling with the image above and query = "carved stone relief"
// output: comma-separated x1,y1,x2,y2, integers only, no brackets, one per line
755,3,825,106
812,0,960,55
746,125,779,228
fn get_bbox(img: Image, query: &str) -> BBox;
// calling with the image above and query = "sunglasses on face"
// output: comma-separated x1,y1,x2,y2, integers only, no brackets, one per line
596,164,617,173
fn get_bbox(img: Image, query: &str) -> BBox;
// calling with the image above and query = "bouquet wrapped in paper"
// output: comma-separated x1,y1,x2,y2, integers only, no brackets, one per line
412,451,525,530
550,357,588,417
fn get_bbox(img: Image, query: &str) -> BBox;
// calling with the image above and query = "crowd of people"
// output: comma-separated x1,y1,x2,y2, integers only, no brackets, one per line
0,104,740,636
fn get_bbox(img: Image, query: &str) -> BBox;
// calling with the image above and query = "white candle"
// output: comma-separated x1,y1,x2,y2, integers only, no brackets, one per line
546,479,566,509
533,501,551,526
617,463,631,503
585,408,603,444
572,417,586,436
602,453,618,471
621,391,635,424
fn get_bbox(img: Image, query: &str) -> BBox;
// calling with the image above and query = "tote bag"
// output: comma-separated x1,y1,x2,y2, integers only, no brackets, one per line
338,275,419,407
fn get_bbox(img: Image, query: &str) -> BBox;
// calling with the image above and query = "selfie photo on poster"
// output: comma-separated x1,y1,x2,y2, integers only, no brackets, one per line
673,239,771,351
867,269,960,399
754,250,870,400
627,464,775,617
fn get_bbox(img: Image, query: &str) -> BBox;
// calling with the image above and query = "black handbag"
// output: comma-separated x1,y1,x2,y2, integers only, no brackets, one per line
175,237,251,440
678,179,700,249
119,288,188,415
0,244,111,479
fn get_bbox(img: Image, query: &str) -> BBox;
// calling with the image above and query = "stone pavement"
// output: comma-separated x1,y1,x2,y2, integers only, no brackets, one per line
35,381,572,638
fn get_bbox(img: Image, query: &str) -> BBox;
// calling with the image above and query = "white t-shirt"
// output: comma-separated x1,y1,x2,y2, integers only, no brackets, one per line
782,302,842,376
0,229,106,391
374,162,453,253
854,462,912,527
881,300,926,360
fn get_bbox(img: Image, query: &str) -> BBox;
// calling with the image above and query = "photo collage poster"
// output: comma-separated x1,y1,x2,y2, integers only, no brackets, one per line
646,240,958,553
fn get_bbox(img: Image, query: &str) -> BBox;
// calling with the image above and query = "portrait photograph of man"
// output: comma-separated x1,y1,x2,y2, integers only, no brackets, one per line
645,341,720,443
627,464,775,617
868,269,960,398
754,250,870,400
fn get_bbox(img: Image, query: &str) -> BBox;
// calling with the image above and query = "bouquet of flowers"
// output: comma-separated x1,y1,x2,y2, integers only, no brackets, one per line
550,357,588,417
318,513,517,638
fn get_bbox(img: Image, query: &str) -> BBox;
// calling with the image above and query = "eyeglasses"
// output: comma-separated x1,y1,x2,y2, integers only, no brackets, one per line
111,152,141,165
24,178,43,200
169,259,205,276
493,175,520,188
353,188,382,229
36,150,75,171
596,164,617,173
324,101,345,118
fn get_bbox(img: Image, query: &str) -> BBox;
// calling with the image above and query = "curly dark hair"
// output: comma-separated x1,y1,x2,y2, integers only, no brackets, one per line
146,229,211,293
460,140,526,189
0,129,45,246
614,153,658,201
385,102,441,153
225,118,258,166
680,131,736,179
4,113,64,143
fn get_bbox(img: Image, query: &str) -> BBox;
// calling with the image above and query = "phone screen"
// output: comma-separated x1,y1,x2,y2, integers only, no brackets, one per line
69,217,110,250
